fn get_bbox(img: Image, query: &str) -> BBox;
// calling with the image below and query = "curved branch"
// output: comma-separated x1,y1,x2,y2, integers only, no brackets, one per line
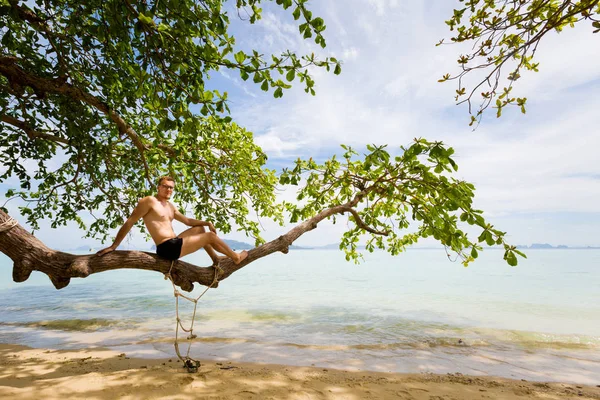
342,206,390,236
0,115,69,146
0,194,381,291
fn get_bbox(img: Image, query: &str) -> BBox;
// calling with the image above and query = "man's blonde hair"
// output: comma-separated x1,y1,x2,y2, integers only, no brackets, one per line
158,176,175,186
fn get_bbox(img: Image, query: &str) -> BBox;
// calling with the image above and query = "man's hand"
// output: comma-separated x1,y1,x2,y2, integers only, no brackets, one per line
96,245,116,257
207,222,217,233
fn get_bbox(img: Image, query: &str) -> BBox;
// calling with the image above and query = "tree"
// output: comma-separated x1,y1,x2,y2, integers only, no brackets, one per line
0,0,522,292
439,0,600,126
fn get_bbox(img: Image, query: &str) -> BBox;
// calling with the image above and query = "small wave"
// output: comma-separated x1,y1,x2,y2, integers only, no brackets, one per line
197,309,303,323
137,336,256,345
249,311,298,322
342,324,377,334
472,328,600,350
13,318,121,331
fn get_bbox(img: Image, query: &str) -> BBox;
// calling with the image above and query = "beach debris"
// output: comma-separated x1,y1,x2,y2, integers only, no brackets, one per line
117,353,126,358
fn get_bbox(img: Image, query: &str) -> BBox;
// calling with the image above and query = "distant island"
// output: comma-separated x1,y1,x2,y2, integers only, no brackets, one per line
288,242,600,250
516,243,600,250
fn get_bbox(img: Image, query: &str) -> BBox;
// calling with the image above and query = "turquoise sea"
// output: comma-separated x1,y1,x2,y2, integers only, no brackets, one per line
1,248,599,385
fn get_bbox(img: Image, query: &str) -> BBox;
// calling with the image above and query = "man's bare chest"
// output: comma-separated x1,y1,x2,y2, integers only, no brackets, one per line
145,202,174,222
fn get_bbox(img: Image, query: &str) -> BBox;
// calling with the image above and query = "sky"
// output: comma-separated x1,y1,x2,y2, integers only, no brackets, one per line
2,0,600,250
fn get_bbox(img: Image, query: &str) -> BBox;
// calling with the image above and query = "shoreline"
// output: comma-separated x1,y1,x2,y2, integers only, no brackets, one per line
3,322,600,386
1,343,599,399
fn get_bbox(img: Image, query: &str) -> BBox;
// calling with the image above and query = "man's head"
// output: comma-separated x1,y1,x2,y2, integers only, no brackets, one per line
157,176,175,200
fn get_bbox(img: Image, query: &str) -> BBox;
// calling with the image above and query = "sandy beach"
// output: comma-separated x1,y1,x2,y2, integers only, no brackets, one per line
1,344,599,400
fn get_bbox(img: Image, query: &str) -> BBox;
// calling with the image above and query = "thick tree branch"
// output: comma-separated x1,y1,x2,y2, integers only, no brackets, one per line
1,115,69,145
0,195,380,291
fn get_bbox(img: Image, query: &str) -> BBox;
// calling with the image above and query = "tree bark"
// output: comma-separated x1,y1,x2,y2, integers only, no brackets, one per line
0,198,375,291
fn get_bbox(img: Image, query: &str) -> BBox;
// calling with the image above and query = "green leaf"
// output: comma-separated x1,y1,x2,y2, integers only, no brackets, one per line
506,251,518,266
234,51,246,64
310,17,324,29
138,13,154,25
471,247,478,258
286,69,295,81
485,231,495,246
513,248,527,258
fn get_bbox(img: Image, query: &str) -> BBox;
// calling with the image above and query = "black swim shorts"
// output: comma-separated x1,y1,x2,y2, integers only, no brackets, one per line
156,237,183,260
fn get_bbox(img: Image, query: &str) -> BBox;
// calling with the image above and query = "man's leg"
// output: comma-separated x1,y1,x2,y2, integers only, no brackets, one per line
178,230,248,264
178,226,220,264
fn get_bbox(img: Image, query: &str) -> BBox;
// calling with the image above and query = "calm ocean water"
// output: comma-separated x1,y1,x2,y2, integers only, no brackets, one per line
1,248,599,384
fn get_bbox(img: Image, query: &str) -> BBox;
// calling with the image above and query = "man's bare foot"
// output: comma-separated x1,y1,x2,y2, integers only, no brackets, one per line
233,250,248,265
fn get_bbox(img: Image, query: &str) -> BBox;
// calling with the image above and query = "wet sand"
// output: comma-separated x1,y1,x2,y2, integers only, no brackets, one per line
1,344,599,399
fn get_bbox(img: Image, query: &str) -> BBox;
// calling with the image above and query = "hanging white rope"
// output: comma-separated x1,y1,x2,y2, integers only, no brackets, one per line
164,260,221,373
0,217,18,233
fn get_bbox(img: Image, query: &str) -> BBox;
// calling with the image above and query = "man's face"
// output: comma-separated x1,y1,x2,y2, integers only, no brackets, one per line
158,181,175,199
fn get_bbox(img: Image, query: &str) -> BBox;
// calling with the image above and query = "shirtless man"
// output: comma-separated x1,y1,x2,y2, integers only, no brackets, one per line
96,176,248,264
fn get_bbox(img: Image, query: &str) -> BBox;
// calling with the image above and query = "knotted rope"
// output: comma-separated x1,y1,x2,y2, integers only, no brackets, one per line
0,217,18,233
164,260,222,373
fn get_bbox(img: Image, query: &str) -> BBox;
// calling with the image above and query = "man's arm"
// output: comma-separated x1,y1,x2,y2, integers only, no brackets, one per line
173,207,216,233
96,198,152,256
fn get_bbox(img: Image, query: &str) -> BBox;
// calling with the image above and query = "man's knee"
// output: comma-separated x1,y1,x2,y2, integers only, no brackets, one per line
205,231,217,242
192,226,206,234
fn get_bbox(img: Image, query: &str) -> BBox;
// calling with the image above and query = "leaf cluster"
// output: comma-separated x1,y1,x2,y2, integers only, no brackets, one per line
280,139,525,266
438,0,600,125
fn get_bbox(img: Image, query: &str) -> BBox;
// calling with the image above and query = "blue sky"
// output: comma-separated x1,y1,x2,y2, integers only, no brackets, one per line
2,0,600,250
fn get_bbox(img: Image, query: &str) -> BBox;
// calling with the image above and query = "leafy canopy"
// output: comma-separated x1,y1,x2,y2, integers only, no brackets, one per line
1,0,522,265
0,0,339,241
439,0,600,126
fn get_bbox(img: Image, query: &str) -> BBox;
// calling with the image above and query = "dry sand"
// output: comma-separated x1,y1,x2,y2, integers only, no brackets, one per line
1,344,599,399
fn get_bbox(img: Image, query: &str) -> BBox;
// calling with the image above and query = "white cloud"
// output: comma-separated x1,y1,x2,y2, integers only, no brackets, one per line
342,47,359,60
223,0,600,246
